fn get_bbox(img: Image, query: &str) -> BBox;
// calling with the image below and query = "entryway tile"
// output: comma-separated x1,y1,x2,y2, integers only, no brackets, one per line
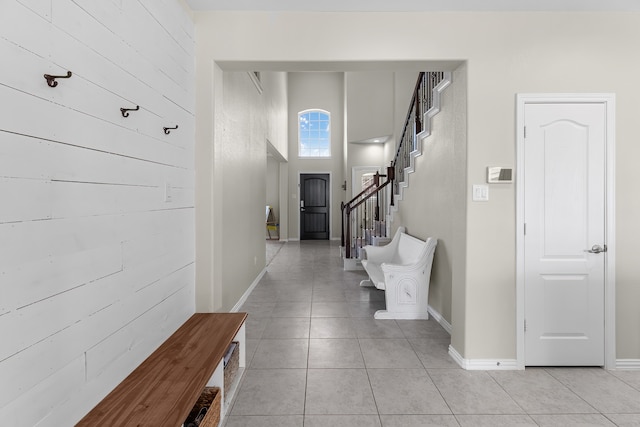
546,368,640,413
305,369,377,415
250,339,308,369
311,301,351,317
455,415,537,426
310,318,356,339
427,370,524,415
262,317,310,339
359,339,423,369
603,414,640,426
409,338,459,369
230,369,306,416
489,368,597,414
223,415,303,427
308,339,364,368
380,415,461,427
396,319,450,339
368,369,450,414
529,414,617,426
304,415,381,427
352,318,404,338
272,301,311,317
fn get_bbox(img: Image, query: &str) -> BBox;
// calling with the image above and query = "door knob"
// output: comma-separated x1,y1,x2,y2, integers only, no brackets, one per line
585,244,607,254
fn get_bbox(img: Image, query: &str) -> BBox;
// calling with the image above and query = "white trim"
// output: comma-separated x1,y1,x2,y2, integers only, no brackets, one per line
616,360,640,370
298,171,332,240
389,72,452,217
231,267,267,312
515,93,616,370
427,305,452,335
449,345,519,370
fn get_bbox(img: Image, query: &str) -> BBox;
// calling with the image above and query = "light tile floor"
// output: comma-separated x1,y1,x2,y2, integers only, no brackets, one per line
224,240,640,427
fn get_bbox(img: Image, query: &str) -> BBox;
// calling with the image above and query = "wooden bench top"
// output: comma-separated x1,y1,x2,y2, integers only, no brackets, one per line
76,312,247,427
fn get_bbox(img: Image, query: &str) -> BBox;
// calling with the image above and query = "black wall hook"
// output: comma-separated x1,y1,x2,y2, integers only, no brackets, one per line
44,71,72,87
120,105,140,117
163,125,178,135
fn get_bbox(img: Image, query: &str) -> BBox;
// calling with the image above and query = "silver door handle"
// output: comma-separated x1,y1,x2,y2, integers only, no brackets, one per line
585,244,607,254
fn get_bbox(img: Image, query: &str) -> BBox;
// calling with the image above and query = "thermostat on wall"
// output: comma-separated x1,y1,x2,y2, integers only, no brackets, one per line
487,167,513,183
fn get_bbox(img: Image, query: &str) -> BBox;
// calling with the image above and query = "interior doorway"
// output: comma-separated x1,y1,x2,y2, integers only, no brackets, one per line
300,173,330,240
516,93,616,369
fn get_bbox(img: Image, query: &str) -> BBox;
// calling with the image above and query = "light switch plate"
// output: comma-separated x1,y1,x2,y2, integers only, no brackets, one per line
472,185,489,201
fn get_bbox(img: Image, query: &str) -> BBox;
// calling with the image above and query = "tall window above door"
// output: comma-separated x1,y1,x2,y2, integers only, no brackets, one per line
298,109,331,158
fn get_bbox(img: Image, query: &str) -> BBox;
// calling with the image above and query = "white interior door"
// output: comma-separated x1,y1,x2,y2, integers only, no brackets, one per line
523,101,606,366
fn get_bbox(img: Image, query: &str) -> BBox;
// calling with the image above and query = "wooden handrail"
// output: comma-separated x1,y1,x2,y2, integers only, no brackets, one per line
343,173,387,211
348,180,391,212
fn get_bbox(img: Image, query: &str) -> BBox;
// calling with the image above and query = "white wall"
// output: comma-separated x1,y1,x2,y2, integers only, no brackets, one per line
287,72,345,240
345,71,393,198
191,10,640,362
391,65,468,338
346,71,394,143
194,67,288,311
0,0,195,424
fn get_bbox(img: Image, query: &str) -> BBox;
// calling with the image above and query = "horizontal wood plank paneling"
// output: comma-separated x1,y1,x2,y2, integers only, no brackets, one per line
0,178,52,223
44,285,195,426
85,269,196,381
16,0,52,21
0,0,195,423
3,241,122,307
0,209,193,272
0,132,194,188
0,265,194,409
0,86,191,168
0,356,85,426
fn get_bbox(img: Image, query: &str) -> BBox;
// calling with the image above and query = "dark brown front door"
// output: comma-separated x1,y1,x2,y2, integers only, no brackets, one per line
300,173,330,240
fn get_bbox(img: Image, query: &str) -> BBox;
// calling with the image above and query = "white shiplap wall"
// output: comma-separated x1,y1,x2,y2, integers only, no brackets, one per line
0,0,195,424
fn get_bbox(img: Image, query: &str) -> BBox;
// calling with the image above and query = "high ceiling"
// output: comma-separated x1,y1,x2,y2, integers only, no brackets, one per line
186,0,640,12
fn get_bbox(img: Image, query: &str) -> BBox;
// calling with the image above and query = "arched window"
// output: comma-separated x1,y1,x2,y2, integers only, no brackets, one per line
298,109,331,158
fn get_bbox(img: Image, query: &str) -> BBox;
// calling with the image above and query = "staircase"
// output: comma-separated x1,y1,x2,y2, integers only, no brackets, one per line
341,71,452,269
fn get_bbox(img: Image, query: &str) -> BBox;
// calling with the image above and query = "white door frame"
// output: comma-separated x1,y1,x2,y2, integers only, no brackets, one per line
516,93,616,370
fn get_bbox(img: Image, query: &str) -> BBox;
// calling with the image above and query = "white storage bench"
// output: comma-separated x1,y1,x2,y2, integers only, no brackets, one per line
361,227,437,320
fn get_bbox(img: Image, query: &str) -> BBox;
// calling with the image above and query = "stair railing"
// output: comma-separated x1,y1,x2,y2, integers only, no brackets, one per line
392,71,445,199
341,71,446,261
341,167,394,259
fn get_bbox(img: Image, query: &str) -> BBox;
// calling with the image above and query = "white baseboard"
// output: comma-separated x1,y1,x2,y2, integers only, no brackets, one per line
427,305,452,335
449,345,519,370
231,267,267,313
616,359,640,370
